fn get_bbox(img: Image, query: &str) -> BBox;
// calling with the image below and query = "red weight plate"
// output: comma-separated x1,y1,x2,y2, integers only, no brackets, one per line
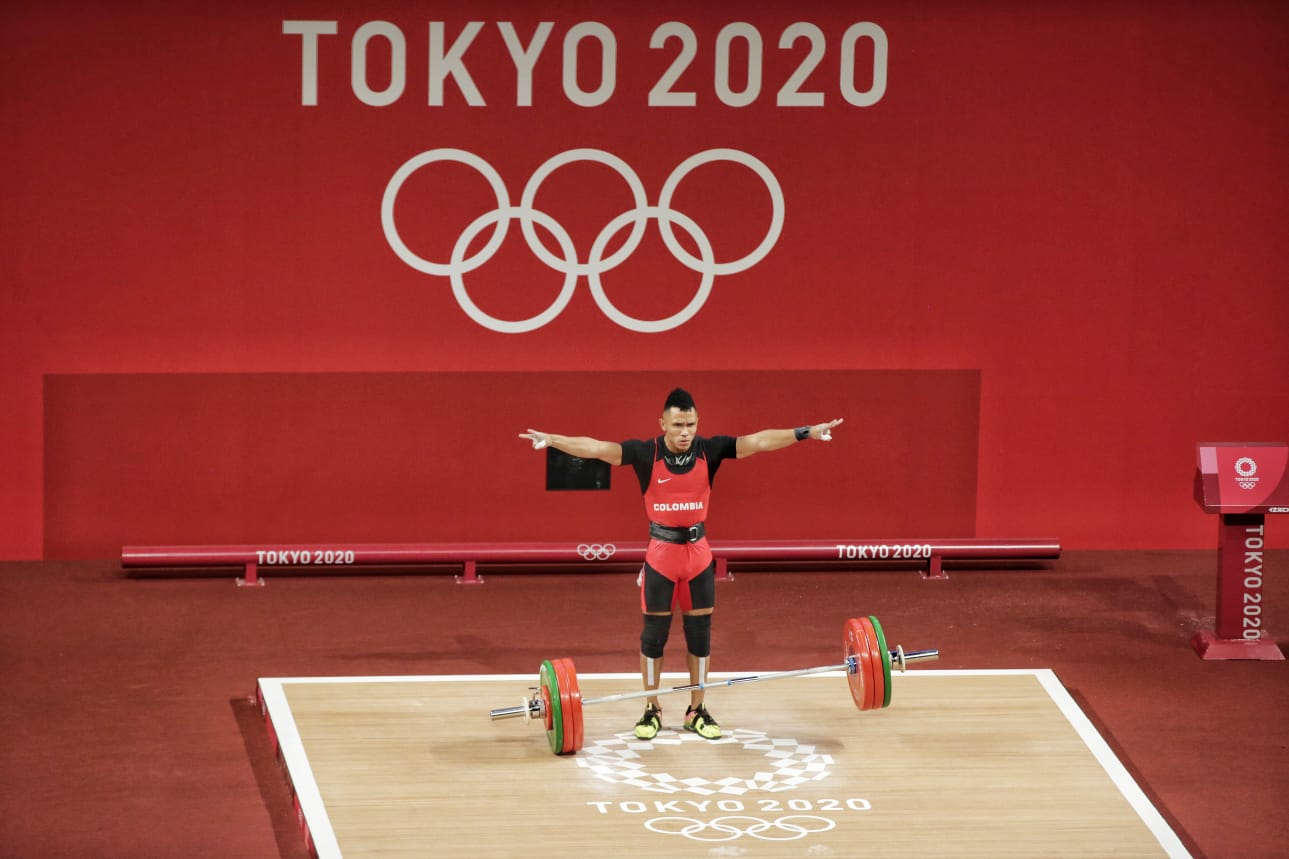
559,658,584,753
850,616,878,711
843,618,867,710
551,658,582,755
858,617,886,712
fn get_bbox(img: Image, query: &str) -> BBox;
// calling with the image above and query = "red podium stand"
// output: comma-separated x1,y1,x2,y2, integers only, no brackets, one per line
1191,442,1287,660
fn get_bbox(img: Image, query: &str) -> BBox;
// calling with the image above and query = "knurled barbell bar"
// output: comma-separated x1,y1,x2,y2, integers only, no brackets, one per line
489,615,938,755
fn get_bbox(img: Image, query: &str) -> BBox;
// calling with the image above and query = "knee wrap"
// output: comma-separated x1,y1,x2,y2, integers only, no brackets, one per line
683,613,712,658
640,613,671,659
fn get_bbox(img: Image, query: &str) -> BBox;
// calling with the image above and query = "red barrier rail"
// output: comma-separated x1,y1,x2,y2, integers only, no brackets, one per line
121,538,1061,586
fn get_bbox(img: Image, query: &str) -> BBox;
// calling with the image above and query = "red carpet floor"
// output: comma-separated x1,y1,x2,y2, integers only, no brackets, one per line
0,551,1286,858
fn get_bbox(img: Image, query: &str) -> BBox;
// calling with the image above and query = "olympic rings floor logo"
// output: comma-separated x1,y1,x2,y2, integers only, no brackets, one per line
575,728,833,795
646,814,835,842
381,148,785,333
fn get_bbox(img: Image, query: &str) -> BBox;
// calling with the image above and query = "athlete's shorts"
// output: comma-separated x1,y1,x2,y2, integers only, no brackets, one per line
640,540,716,613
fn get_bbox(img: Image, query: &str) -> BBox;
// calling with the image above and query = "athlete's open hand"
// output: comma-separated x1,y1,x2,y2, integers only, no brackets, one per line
811,418,844,441
519,429,549,450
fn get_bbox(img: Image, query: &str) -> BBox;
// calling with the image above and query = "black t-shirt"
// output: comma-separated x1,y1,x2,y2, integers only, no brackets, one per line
620,435,738,494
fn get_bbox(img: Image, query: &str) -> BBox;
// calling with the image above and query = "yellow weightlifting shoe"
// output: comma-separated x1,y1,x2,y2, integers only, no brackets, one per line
634,703,662,740
684,704,721,739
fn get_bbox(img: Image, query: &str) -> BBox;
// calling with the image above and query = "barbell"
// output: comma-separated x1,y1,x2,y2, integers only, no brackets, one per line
489,615,938,755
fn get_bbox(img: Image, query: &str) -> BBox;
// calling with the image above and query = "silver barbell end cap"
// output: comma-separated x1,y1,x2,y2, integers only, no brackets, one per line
489,704,526,721
489,692,544,722
890,646,940,672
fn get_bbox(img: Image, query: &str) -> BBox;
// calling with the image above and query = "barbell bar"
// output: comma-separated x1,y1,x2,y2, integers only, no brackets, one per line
489,615,937,755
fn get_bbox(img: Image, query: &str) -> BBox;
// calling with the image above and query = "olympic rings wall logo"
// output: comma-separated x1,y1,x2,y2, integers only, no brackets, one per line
381,148,785,333
645,815,835,842
577,543,617,561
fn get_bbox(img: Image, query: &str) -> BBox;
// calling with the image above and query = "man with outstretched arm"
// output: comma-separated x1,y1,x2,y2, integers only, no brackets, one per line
520,387,842,741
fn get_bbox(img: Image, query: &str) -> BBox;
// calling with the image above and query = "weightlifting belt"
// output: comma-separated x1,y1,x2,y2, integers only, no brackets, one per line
648,521,707,544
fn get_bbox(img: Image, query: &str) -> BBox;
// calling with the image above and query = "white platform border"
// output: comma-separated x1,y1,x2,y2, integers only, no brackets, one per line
256,669,1192,859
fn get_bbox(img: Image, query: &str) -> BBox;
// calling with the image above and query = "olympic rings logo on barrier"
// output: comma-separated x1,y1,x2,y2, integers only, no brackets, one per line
381,148,785,333
577,543,617,561
645,815,836,842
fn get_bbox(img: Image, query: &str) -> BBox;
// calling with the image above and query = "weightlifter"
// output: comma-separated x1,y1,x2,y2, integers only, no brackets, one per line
520,388,842,741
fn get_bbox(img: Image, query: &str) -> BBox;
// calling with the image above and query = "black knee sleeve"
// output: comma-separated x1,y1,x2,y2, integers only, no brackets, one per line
640,613,671,659
683,613,712,658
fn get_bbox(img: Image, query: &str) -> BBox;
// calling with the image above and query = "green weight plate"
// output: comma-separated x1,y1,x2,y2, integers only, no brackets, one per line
857,617,885,710
868,615,893,708
539,660,564,755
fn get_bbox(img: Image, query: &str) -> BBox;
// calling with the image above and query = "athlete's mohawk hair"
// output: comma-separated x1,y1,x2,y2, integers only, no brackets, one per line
663,387,696,412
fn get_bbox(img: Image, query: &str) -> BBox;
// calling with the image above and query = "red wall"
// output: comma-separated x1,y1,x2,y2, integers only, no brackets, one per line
4,2,1287,558
43,371,978,557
